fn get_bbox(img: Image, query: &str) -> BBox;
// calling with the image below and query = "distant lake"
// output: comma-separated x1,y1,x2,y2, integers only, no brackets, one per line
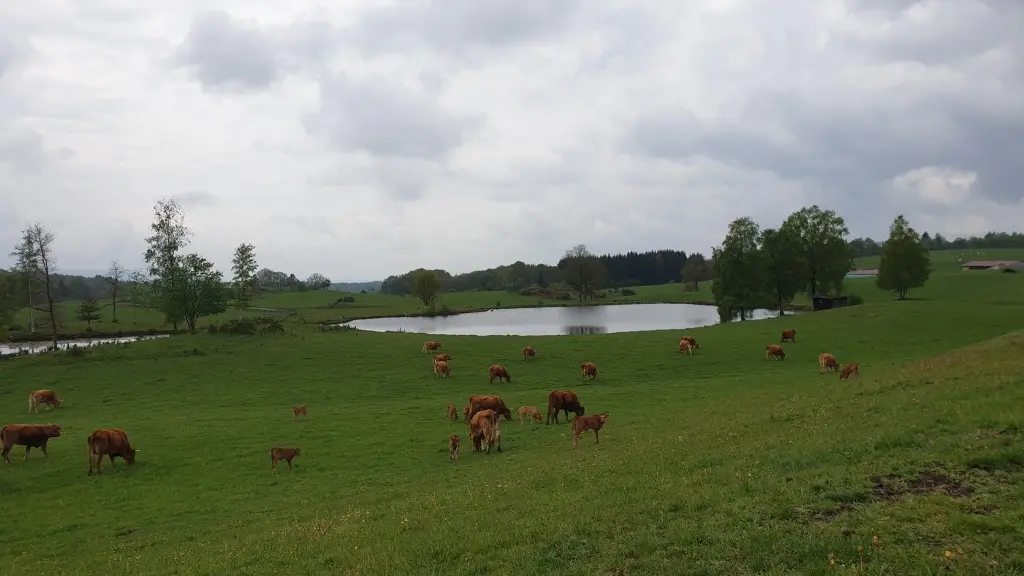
345,303,779,336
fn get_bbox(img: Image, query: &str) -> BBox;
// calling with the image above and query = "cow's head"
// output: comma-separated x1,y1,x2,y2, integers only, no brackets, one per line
500,408,512,420
596,413,609,424
779,350,787,359
574,405,586,418
53,397,63,408
46,424,62,437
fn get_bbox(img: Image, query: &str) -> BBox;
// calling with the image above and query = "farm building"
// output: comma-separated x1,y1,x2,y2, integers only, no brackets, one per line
961,260,1024,272
846,268,878,279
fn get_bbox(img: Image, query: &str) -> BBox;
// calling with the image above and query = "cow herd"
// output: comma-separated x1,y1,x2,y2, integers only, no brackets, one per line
760,329,861,380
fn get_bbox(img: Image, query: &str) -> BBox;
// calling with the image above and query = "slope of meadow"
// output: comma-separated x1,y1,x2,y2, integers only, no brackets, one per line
2,289,1023,574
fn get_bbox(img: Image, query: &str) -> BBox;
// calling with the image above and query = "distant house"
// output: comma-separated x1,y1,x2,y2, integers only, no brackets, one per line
961,260,1024,271
812,295,852,311
845,268,878,279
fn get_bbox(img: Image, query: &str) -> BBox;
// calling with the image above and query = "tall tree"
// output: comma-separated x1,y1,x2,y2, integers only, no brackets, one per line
231,243,259,313
126,270,149,325
173,253,228,334
0,269,23,341
305,273,331,290
411,270,442,309
106,260,125,323
759,227,805,316
560,244,607,303
680,253,713,291
712,218,764,322
10,224,60,350
877,214,932,300
76,298,100,331
780,205,853,297
144,199,192,330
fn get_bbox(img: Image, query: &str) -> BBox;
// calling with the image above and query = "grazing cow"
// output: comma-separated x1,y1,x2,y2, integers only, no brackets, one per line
434,360,451,379
446,404,459,421
1,424,62,463
580,362,598,380
448,434,460,461
680,336,699,349
488,364,511,384
818,353,839,374
28,390,61,414
434,353,452,363
523,346,537,361
292,404,309,421
572,413,609,449
518,406,543,425
469,409,502,454
422,341,441,354
465,394,513,422
678,339,693,356
765,344,786,360
547,390,585,425
87,429,137,475
839,362,860,380
780,329,796,343
270,447,301,472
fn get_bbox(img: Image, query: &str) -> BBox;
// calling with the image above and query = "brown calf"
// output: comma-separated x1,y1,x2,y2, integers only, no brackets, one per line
818,353,839,374
434,353,452,363
469,409,502,454
518,406,543,425
434,360,451,379
422,341,441,354
839,362,860,380
678,339,693,356
1,424,62,463
28,390,61,414
270,447,301,472
87,429,137,475
765,344,786,360
580,362,598,380
547,390,584,424
572,413,609,449
292,404,309,421
488,364,511,384
448,434,460,461
680,336,699,349
446,404,459,421
522,346,537,361
780,329,796,343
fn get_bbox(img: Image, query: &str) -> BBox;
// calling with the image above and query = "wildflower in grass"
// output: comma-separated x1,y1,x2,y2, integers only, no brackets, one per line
828,552,836,568
872,535,880,548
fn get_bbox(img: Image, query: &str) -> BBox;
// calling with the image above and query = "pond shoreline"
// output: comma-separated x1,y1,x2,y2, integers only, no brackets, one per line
5,328,179,344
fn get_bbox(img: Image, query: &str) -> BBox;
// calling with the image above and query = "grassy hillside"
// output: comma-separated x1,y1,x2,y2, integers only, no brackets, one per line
1,287,1023,573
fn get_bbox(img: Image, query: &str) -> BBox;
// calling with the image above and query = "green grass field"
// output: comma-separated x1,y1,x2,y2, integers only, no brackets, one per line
2,254,1024,574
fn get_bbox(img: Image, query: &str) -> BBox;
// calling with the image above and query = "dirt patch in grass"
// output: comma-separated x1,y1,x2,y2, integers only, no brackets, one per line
871,468,974,502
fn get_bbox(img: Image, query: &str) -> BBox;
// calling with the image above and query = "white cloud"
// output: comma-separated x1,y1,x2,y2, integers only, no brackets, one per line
0,0,1021,280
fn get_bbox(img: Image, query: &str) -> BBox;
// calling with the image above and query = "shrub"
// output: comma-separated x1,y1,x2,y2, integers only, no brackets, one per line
207,324,219,335
621,288,636,296
846,294,865,306
8,324,22,332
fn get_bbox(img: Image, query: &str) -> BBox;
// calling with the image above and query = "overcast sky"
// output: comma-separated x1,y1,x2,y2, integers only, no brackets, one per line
1,1,1021,280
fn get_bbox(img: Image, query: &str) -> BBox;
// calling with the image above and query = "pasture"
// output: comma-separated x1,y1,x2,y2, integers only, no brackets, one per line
2,293,1023,574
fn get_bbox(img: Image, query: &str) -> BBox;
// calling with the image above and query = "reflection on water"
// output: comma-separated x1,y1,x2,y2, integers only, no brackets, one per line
0,335,169,357
345,303,781,336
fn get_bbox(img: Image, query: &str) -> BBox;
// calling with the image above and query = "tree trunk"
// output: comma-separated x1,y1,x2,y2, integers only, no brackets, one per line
111,289,117,323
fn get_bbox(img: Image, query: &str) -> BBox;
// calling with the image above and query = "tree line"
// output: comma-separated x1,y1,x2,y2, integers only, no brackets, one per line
0,199,336,345
711,205,934,322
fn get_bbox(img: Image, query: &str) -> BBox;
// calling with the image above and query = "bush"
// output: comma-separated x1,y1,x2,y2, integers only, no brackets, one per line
621,288,636,296
846,294,865,306
8,324,22,332
207,324,218,335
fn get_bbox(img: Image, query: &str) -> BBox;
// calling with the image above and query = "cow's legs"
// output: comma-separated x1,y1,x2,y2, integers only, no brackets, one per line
24,446,31,460
1,446,10,463
41,441,48,457
593,430,600,444
287,459,292,471
94,453,103,474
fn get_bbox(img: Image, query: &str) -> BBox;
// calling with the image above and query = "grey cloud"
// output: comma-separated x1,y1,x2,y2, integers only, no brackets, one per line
174,10,286,91
0,128,49,172
305,73,484,161
172,190,219,208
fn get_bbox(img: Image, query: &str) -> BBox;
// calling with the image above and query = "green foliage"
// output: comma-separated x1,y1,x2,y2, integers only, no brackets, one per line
759,226,805,314
411,269,443,309
305,273,331,290
680,252,713,291
75,298,100,330
712,217,764,322
143,198,192,328
231,242,259,311
561,244,607,303
877,214,933,300
173,253,228,334
780,205,853,297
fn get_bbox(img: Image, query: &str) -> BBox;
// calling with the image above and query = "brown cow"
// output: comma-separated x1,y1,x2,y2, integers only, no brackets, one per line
488,364,511,384
292,405,309,421
518,406,543,425
680,336,699,349
270,447,301,472
434,360,451,379
523,346,537,361
87,429,137,475
818,353,839,374
469,409,502,454
780,329,796,343
547,390,585,424
839,362,860,380
465,394,513,422
434,353,452,363
678,339,693,356
446,404,459,421
1,424,62,463
422,341,441,354
765,344,786,360
448,434,460,461
28,390,61,414
580,362,598,380
572,413,609,449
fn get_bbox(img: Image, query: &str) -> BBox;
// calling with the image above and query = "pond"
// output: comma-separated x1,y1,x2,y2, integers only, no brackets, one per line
0,334,170,357
344,303,780,336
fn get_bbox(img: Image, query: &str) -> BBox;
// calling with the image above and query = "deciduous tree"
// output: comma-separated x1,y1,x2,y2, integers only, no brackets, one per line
231,243,259,312
126,270,149,324
144,199,192,329
411,270,442,309
305,273,331,290
712,218,764,322
106,260,125,323
560,244,607,303
877,214,932,300
780,205,853,297
680,253,713,291
11,223,59,350
759,227,805,315
77,298,100,330
173,253,228,334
